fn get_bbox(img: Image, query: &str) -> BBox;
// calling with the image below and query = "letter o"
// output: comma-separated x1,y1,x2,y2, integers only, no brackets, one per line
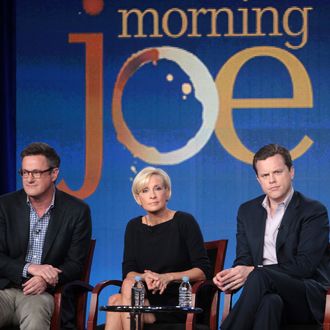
112,46,219,165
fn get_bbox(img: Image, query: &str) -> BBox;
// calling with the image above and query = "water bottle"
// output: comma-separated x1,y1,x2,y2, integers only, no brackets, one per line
178,276,192,307
131,275,145,306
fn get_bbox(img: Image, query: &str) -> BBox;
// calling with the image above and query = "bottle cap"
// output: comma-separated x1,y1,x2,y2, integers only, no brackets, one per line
182,276,189,282
135,275,142,281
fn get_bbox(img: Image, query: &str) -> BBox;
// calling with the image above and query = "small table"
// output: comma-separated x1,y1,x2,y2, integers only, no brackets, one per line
100,305,203,330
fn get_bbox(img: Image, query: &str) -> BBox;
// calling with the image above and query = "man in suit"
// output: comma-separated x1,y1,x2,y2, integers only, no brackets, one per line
213,144,329,329
0,142,92,329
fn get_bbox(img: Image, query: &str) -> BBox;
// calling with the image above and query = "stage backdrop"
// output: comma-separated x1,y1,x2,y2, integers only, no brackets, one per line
16,0,330,319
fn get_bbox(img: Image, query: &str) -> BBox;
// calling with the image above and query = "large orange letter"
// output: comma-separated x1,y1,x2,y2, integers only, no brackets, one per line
215,46,313,164
58,33,103,199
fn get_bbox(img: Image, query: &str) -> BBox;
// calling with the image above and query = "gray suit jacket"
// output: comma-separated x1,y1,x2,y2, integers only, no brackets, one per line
0,188,92,289
234,191,329,323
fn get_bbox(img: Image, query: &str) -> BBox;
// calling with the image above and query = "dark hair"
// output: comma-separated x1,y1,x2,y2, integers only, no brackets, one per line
253,144,292,175
20,142,61,168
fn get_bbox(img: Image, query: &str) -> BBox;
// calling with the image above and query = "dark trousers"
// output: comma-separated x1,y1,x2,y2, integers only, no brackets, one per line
60,288,78,330
220,268,318,330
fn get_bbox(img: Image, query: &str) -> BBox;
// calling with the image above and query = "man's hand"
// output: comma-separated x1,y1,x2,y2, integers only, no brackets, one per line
213,265,254,292
22,275,47,295
144,270,173,294
27,264,62,286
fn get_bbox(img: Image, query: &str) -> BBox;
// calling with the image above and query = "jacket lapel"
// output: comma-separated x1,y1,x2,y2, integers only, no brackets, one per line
255,204,267,265
17,191,31,253
276,191,299,252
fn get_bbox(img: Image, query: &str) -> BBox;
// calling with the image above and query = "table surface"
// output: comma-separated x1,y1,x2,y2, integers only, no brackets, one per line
100,305,203,314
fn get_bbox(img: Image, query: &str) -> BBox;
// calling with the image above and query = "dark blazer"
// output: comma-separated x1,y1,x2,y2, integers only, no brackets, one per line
234,191,330,323
0,188,92,289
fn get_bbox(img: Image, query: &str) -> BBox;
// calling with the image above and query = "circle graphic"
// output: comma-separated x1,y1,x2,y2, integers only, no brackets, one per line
112,46,219,165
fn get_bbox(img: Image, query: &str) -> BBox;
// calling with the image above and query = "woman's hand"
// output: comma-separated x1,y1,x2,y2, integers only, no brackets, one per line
144,270,173,294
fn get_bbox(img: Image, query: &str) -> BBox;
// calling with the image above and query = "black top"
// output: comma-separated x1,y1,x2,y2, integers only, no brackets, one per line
122,211,210,322
122,211,210,279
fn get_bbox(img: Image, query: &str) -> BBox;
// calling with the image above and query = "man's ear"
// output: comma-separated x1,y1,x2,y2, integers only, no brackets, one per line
51,168,59,182
290,166,295,180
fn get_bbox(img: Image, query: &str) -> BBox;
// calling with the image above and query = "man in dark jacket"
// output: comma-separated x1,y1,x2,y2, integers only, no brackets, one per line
0,142,92,329
214,144,329,329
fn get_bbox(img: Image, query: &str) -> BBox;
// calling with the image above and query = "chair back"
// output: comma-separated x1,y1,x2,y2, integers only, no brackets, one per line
81,239,96,283
193,239,228,330
204,239,228,277
51,239,96,330
323,243,330,329
76,239,96,329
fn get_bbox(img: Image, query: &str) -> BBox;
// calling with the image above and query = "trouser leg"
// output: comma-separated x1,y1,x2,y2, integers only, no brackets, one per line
14,289,54,330
220,267,316,330
0,288,16,327
253,293,283,330
60,289,77,329
264,269,317,325
221,269,272,330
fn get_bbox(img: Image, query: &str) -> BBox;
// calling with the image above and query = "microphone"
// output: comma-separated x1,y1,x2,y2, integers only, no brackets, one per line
35,229,41,234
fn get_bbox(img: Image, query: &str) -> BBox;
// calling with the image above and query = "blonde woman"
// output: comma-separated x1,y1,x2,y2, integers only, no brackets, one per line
105,167,210,330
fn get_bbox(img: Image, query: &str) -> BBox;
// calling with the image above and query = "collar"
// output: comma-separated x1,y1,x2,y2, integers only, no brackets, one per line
26,188,56,211
262,187,294,210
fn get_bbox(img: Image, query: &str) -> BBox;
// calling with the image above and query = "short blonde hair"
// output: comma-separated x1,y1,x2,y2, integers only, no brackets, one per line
132,167,172,203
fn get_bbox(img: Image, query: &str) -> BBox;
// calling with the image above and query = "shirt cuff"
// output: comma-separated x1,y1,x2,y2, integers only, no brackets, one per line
23,263,31,278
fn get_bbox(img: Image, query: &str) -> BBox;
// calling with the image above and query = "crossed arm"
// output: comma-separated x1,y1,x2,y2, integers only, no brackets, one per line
23,264,62,295
23,205,91,295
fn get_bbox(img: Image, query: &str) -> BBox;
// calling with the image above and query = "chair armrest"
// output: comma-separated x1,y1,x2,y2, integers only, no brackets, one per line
185,280,219,330
51,280,94,330
51,286,63,330
61,280,94,294
221,290,233,324
87,280,123,330
324,288,330,329
191,279,216,294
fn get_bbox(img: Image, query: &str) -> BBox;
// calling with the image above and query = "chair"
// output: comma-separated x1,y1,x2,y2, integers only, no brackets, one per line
2,239,96,330
323,288,330,330
87,239,228,330
51,238,96,330
221,243,330,330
